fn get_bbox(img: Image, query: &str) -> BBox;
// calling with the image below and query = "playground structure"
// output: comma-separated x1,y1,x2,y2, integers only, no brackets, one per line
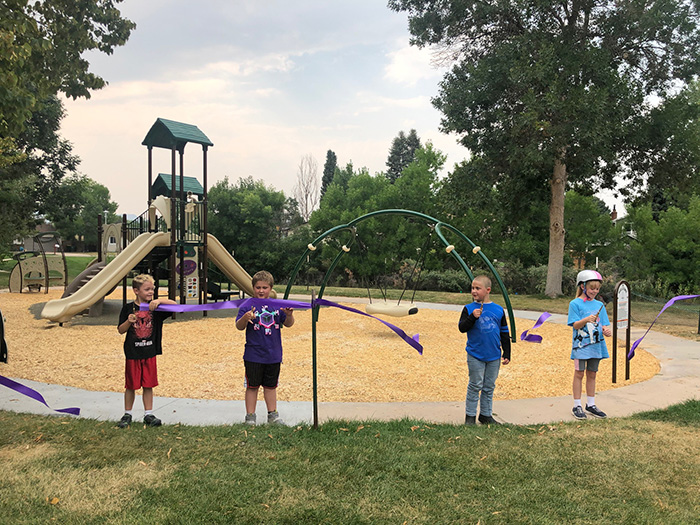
8,232,67,294
41,118,261,323
280,209,516,427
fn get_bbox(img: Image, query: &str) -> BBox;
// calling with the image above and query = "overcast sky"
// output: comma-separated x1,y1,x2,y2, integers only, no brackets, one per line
60,0,623,216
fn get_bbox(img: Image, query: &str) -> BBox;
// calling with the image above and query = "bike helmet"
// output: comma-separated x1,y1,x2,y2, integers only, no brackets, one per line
576,270,603,287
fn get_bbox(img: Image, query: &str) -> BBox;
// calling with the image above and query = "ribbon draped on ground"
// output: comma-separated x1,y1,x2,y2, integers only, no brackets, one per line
0,375,81,415
627,294,700,360
144,297,423,354
520,312,552,343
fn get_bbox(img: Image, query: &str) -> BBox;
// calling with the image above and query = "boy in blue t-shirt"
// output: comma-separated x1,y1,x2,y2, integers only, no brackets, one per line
458,275,511,425
235,271,294,425
568,270,612,420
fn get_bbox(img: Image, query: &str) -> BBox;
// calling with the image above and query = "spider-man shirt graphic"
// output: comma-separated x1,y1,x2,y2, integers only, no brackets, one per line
133,310,154,341
118,302,172,360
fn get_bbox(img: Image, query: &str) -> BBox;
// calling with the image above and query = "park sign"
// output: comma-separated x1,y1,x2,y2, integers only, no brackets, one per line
616,282,629,330
613,281,632,383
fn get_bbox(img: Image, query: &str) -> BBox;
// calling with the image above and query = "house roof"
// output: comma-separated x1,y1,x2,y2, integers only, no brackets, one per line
142,118,213,152
151,174,204,199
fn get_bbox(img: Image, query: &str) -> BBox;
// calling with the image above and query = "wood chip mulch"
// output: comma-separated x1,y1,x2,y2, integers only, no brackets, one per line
0,290,660,403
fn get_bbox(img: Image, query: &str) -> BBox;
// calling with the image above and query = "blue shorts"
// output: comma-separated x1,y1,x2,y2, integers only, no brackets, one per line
574,358,601,372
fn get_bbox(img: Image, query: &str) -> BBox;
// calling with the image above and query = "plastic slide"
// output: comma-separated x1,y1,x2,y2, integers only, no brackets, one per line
206,234,276,298
41,232,171,323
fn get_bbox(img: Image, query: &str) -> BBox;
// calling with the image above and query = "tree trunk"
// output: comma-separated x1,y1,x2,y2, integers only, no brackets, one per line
544,154,567,297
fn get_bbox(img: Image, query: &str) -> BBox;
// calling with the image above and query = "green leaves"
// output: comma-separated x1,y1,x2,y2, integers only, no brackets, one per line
0,0,135,137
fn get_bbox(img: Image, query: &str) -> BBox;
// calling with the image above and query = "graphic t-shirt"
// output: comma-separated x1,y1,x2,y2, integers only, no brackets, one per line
567,297,610,360
119,302,172,360
462,302,510,362
236,298,287,364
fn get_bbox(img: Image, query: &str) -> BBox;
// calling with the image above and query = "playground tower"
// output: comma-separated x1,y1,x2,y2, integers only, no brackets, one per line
142,118,213,305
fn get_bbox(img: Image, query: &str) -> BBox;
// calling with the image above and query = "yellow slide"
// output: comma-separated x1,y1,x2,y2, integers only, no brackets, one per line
41,232,171,323
206,234,276,298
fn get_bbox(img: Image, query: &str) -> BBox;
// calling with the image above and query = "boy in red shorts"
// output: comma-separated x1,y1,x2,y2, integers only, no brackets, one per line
117,274,175,428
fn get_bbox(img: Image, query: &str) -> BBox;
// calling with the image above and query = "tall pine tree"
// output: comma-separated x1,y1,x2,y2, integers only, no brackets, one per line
321,149,338,198
386,129,421,183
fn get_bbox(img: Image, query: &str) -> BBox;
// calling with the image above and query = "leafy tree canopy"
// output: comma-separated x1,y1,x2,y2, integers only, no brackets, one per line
0,0,135,138
386,129,421,183
208,176,302,278
389,0,700,295
309,145,446,280
45,175,118,250
616,196,700,292
564,190,615,263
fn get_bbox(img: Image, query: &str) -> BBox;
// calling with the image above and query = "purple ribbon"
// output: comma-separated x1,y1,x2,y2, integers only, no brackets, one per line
0,375,80,415
520,312,552,343
628,294,700,359
313,299,422,354
146,297,423,354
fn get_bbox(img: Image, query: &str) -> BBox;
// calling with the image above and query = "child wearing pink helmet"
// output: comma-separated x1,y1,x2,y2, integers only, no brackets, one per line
568,270,612,420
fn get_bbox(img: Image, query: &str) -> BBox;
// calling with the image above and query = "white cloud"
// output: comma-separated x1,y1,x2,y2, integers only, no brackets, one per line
57,3,472,215
384,42,443,86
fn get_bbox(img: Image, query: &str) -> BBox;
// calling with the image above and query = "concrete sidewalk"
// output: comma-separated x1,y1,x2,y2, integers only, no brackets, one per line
1,305,698,427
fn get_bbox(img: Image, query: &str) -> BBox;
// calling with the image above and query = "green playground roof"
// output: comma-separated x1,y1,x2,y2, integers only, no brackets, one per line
142,118,213,151
151,174,204,199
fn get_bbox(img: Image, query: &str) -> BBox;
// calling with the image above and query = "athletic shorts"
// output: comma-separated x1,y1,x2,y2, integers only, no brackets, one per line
125,356,158,390
244,361,281,389
574,358,601,372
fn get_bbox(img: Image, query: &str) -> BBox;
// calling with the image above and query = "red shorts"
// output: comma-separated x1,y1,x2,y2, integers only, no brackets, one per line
125,357,158,390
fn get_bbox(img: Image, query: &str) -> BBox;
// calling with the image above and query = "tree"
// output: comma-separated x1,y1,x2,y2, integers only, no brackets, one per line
1,96,81,253
0,0,135,140
309,145,447,283
45,175,119,251
386,129,421,183
208,176,302,278
292,154,320,222
436,156,551,268
389,0,700,296
616,197,700,292
623,81,700,215
6,96,81,214
1,0,134,253
321,149,338,198
564,191,615,265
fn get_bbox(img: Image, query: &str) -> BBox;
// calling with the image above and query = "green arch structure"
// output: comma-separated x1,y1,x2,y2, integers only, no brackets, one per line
282,209,516,427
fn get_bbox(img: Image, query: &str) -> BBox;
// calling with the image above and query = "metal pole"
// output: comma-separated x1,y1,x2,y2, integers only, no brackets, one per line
97,213,103,264
122,214,128,305
202,145,208,317
625,285,631,381
311,290,319,429
170,148,177,301
179,150,185,305
612,292,618,384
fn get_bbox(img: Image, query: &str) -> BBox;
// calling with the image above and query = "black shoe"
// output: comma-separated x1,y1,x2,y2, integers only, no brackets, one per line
143,414,162,427
478,414,501,425
465,415,476,426
572,406,587,420
117,413,132,428
585,405,607,419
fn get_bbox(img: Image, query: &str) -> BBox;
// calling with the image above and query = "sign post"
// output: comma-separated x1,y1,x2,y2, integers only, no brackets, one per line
613,281,631,383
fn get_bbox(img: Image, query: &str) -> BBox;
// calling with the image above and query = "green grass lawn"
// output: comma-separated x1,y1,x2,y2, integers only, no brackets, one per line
1,401,699,524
